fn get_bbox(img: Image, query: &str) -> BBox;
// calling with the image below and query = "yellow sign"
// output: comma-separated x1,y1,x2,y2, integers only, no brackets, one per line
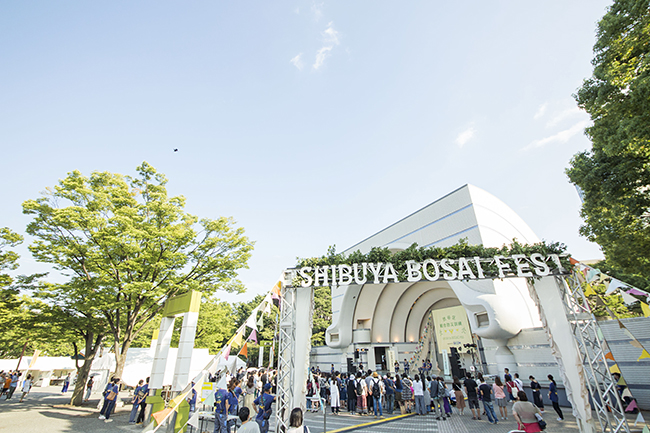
201,382,215,402
432,306,473,353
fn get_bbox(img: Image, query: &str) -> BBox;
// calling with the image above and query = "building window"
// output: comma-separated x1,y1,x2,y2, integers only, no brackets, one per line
476,312,489,328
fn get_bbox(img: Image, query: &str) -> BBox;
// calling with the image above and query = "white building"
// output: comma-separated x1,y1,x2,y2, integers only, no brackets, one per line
311,184,561,382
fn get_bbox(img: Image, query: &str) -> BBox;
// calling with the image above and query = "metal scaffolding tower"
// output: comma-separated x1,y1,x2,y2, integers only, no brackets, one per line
275,283,296,433
559,272,630,433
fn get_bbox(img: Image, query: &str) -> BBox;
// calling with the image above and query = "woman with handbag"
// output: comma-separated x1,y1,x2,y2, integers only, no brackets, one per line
129,379,145,424
512,391,544,432
98,377,120,423
452,376,466,416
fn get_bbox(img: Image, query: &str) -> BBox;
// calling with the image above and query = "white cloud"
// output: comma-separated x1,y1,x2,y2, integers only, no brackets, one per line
534,103,548,120
523,120,590,151
312,2,323,21
313,46,332,70
455,126,475,148
546,106,583,128
323,22,339,45
290,53,304,71
312,22,340,70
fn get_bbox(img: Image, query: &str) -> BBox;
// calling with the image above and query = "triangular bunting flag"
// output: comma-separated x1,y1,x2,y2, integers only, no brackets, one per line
607,278,628,294
626,288,646,296
171,391,189,408
630,340,643,349
272,280,281,296
609,364,621,374
618,319,625,329
248,329,258,344
245,314,258,331
233,330,244,347
204,389,215,407
238,342,248,358
152,407,173,425
257,315,264,331
223,345,230,361
622,328,636,340
569,257,579,265
625,399,638,412
643,425,650,433
641,302,650,318
605,352,615,361
617,376,626,386
262,294,273,314
188,411,201,428
584,283,596,296
599,273,609,283
635,412,645,427
638,349,650,361
620,291,638,305
586,268,600,283
622,387,633,399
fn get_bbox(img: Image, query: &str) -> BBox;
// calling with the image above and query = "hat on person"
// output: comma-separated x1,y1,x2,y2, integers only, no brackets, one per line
373,372,378,378
263,383,272,390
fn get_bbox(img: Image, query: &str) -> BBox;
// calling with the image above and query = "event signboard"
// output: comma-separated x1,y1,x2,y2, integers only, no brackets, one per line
432,305,473,354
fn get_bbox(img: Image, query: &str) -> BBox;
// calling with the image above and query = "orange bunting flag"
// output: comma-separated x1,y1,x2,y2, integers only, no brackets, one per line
641,302,650,318
238,342,248,358
272,281,281,297
605,352,615,361
152,408,173,425
638,349,650,361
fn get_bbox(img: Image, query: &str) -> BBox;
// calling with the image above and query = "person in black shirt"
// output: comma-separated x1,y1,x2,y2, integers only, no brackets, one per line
478,380,498,424
463,373,480,420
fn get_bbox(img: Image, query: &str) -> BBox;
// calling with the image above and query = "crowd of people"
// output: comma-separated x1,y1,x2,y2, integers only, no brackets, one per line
300,366,561,433
0,370,32,402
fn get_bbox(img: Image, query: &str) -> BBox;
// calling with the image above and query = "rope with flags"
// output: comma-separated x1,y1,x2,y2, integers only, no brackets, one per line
570,259,649,430
145,276,283,432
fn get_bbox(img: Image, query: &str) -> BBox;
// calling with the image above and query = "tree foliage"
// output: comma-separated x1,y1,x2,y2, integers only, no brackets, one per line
568,0,650,275
22,162,254,382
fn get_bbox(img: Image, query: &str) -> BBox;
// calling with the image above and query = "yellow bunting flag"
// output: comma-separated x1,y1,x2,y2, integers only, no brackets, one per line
584,284,596,296
233,330,244,347
641,302,650,318
617,376,627,386
171,391,189,408
152,408,173,425
609,364,621,374
638,349,650,361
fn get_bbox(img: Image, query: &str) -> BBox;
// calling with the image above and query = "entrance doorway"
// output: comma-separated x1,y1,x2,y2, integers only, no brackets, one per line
374,347,387,371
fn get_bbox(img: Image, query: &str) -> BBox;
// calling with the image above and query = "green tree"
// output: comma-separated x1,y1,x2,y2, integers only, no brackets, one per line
0,227,22,288
22,162,254,404
311,286,332,346
567,0,650,275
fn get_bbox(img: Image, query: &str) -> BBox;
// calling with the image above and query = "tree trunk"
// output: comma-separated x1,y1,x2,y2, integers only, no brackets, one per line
113,338,133,380
70,332,103,406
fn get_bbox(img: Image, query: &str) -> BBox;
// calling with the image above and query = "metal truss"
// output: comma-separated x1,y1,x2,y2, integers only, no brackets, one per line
275,284,295,433
559,272,630,433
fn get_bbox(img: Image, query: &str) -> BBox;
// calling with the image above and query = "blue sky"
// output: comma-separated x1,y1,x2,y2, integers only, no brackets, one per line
1,1,611,302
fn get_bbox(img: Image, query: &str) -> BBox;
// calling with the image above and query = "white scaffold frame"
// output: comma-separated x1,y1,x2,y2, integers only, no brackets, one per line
560,273,630,433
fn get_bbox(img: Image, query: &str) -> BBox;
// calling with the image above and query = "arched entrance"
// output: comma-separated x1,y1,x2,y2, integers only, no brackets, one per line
275,263,630,433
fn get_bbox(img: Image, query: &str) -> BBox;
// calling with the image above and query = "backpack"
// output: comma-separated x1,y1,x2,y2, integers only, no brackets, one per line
356,379,363,395
372,379,380,396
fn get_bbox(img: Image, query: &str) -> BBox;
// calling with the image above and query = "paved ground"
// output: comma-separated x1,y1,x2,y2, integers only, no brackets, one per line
0,386,142,432
0,387,647,433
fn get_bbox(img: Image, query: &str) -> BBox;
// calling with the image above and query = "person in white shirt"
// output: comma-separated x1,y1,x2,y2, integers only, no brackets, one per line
238,407,261,433
513,373,524,392
412,374,425,415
